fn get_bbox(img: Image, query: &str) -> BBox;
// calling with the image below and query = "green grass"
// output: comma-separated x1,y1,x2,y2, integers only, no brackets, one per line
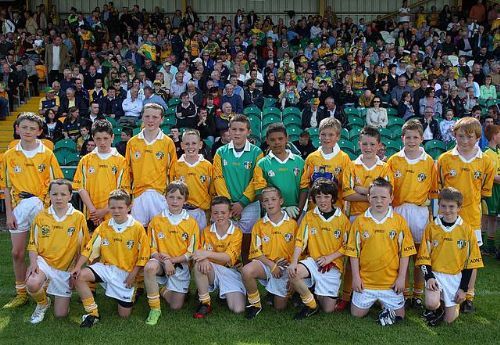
0,233,499,345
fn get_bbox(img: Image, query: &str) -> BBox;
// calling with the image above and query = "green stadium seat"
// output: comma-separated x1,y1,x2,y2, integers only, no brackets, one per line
133,127,141,136
348,117,364,128
248,114,261,132
165,106,176,116
312,137,320,148
168,98,181,107
282,107,301,118
387,116,404,128
379,128,392,139
424,140,447,160
263,98,277,108
341,128,349,139
104,116,118,128
262,115,281,128
386,107,398,116
113,127,122,136
62,167,76,180
203,139,213,149
161,125,171,134
349,127,362,142
286,125,302,138
262,106,281,117
446,140,456,150
338,139,357,155
54,139,77,153
345,107,362,117
162,116,177,127
243,106,261,117
283,114,301,127
307,127,319,137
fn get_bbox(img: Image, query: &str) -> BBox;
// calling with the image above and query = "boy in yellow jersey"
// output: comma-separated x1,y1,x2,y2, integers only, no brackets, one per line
298,117,352,213
169,129,213,231
416,188,484,326
386,119,438,309
288,178,350,319
481,124,499,256
192,196,246,318
437,117,494,313
26,179,89,324
345,178,416,325
213,114,263,263
125,103,177,226
143,181,199,325
242,187,298,319
338,126,390,311
71,190,150,328
0,112,63,309
73,119,130,231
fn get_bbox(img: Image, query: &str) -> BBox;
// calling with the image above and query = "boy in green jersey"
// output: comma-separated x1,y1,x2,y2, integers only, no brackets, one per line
253,122,306,219
213,114,264,263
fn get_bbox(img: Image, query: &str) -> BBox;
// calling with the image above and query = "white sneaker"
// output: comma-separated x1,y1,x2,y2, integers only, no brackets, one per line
30,297,51,324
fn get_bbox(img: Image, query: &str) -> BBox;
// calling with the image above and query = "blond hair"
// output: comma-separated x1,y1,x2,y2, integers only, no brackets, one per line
453,117,482,139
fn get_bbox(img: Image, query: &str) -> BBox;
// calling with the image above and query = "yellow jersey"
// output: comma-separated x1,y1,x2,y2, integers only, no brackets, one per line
27,205,89,271
295,207,350,272
82,216,150,272
200,222,242,267
387,149,438,206
169,154,213,210
484,146,499,178
249,212,297,262
415,217,483,274
300,145,353,207
343,156,391,216
0,141,63,207
437,148,495,229
73,148,130,218
344,207,416,290
148,209,198,258
125,130,177,197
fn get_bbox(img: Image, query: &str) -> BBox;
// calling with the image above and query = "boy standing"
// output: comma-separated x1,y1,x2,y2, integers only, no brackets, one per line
345,178,416,325
0,112,63,308
213,114,263,263
437,117,494,312
125,103,177,226
386,119,438,308
73,119,130,231
416,187,483,326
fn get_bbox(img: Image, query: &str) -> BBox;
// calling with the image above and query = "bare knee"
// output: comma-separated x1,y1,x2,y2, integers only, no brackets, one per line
118,309,132,318
241,265,256,279
169,301,184,311
26,278,43,293
144,261,158,276
230,305,245,314
54,310,69,318
11,247,25,261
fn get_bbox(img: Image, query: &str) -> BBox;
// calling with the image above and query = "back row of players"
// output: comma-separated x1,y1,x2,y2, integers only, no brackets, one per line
0,105,497,327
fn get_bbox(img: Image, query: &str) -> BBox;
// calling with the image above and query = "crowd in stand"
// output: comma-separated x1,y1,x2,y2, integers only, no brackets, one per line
0,1,498,160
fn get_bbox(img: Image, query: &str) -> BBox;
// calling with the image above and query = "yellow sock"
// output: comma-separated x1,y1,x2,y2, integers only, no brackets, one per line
301,291,317,309
82,297,99,317
147,293,161,311
414,285,424,300
466,289,474,301
15,281,27,297
247,291,261,308
29,287,48,306
198,292,211,306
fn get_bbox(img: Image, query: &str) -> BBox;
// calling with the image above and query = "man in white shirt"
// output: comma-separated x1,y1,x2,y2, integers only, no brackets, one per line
121,87,143,126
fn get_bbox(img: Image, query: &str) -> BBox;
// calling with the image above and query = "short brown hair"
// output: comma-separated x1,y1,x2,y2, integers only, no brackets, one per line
484,124,499,142
261,186,283,198
48,179,73,194
166,180,189,199
310,178,338,205
142,102,164,117
438,187,463,207
92,119,114,136
453,117,482,139
402,119,423,137
319,117,341,135
211,195,232,208
16,112,44,130
368,177,393,195
359,126,381,142
229,114,251,130
108,189,132,206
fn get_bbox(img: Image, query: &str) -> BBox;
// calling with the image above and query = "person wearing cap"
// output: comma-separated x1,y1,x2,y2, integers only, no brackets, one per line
153,79,169,102
302,98,327,129
38,88,60,116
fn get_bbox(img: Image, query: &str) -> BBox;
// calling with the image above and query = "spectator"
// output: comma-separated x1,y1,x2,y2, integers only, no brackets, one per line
366,97,388,128
38,88,60,116
479,75,497,101
59,87,86,117
419,87,442,118
121,87,143,125
100,87,124,119
63,107,88,140
397,91,416,120
116,127,132,156
391,75,413,107
143,86,168,110
323,97,346,127
243,79,263,109
45,36,70,84
170,72,187,98
439,109,457,144
80,137,96,156
44,108,64,142
175,91,198,128
420,107,442,143
293,131,316,159
302,98,326,129
0,63,17,111
0,82,9,120
221,83,243,114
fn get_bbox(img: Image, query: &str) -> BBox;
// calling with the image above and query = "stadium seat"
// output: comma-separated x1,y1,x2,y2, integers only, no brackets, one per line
165,106,176,116
382,139,403,157
248,114,261,134
283,114,301,127
243,105,261,117
203,139,213,149
312,137,320,148
168,98,181,107
379,128,392,139
446,140,456,150
161,125,171,134
113,127,122,136
263,97,277,108
162,116,177,127
387,116,404,128
348,117,364,128
349,127,362,142
345,107,362,117
105,116,118,128
262,115,281,128
133,127,141,136
62,167,76,180
55,150,79,165
262,106,281,117
386,108,398,116
286,125,302,138
341,128,349,139
54,139,77,153
282,106,301,118
424,140,447,160
338,139,357,155
307,127,319,137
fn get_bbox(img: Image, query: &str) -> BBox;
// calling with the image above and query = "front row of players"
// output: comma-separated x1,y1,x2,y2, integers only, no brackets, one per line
26,177,483,327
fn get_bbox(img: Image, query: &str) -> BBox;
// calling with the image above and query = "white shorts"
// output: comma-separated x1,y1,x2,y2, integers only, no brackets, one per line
255,260,289,298
208,263,246,298
37,256,71,297
131,189,167,226
394,203,429,244
186,208,206,233
151,259,190,294
235,201,261,234
300,257,341,298
10,197,44,233
352,289,405,310
89,262,135,303
433,271,461,308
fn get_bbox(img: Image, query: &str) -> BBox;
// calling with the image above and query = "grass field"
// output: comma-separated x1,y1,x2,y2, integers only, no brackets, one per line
0,232,499,345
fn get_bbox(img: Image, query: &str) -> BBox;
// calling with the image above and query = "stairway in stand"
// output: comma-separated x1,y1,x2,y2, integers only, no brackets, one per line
0,97,41,152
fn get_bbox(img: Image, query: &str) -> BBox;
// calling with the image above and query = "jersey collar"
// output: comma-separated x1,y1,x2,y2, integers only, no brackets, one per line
397,147,427,163
364,206,394,224
92,147,120,158
353,156,385,170
268,150,295,164
161,209,190,225
108,215,134,233
178,154,205,167
262,211,289,227
435,216,463,232
15,139,45,154
319,144,340,159
451,146,483,163
313,206,342,222
138,129,165,144
48,204,76,222
228,140,251,152
210,221,236,240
